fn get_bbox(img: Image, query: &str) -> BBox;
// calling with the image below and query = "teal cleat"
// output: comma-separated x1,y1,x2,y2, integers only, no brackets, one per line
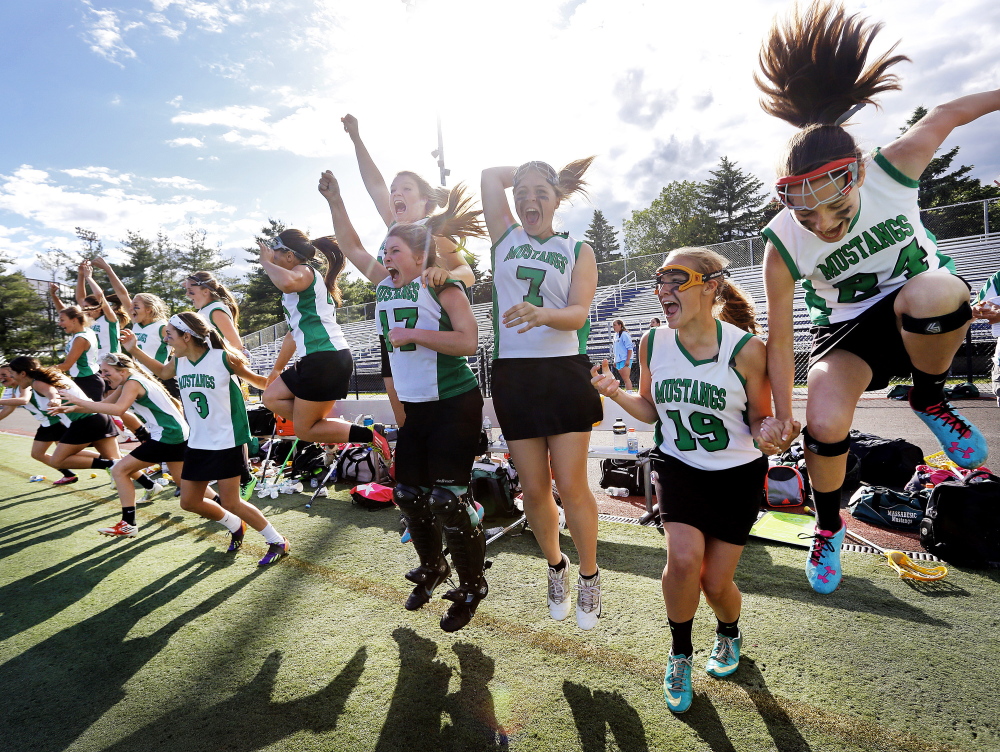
802,519,846,594
663,653,693,713
909,394,988,469
706,632,742,677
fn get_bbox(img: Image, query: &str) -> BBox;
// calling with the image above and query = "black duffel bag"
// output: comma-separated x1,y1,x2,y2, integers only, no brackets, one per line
849,485,928,532
848,430,924,490
599,450,650,497
920,470,1000,566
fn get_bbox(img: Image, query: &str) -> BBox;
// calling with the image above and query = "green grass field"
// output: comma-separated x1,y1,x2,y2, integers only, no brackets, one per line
1,432,998,752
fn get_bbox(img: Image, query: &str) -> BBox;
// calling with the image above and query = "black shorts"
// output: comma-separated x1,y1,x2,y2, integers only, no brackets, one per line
60,413,119,446
181,445,247,482
395,386,483,487
130,439,187,464
491,355,603,441
379,336,392,378
33,423,66,443
652,451,768,546
280,349,354,402
73,374,106,401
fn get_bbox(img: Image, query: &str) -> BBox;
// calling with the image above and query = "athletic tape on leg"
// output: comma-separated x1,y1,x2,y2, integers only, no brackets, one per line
802,427,850,457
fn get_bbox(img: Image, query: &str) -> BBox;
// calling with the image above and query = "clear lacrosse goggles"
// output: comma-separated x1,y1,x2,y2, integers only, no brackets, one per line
775,158,860,211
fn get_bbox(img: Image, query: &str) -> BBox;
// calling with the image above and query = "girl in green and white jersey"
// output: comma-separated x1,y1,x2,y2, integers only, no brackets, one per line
53,304,104,401
182,271,244,352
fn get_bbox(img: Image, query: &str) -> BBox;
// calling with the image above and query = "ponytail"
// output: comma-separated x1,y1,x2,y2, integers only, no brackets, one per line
188,271,240,326
660,248,761,335
388,183,486,270
107,294,131,327
9,356,72,388
311,236,345,305
514,157,596,204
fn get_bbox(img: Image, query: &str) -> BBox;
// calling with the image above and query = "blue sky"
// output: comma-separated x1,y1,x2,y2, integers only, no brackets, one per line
2,0,998,286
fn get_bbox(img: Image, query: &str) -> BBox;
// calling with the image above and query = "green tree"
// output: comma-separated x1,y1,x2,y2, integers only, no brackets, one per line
174,226,232,276
622,181,719,273
237,220,287,335
699,157,769,241
585,209,624,285
0,256,59,360
113,230,185,312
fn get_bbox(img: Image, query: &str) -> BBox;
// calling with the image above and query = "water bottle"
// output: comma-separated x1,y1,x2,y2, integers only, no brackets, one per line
627,428,639,454
606,486,629,497
482,416,493,444
29,475,46,482
362,414,374,429
613,417,627,452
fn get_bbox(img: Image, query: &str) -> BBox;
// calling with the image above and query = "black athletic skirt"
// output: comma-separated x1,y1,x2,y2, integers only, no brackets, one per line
491,355,603,441
395,386,484,487
73,374,106,401
652,450,768,546
34,423,66,443
131,439,187,464
181,445,247,482
280,349,353,402
60,413,119,446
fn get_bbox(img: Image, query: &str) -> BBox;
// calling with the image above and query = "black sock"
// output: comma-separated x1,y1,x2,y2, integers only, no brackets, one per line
122,506,136,525
548,557,567,572
813,489,843,533
348,425,374,444
92,458,114,470
909,367,949,411
136,474,154,490
717,618,740,639
668,617,694,657
60,469,76,478
580,570,598,580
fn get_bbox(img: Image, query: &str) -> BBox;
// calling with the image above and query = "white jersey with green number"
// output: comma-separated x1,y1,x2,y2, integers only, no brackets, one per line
375,277,478,403
763,148,954,326
67,330,99,378
282,267,349,357
127,374,188,444
175,349,250,450
197,301,233,337
648,319,762,471
20,387,70,428
490,224,589,359
91,314,120,359
131,320,170,363
976,270,1000,370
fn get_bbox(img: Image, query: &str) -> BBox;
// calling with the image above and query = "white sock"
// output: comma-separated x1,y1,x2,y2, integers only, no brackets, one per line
218,511,243,533
260,523,283,545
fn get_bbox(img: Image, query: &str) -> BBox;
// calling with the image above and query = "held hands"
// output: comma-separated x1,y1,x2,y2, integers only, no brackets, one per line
120,329,138,353
91,256,110,272
590,359,621,398
420,266,449,288
318,170,342,202
502,302,548,333
757,416,801,456
341,114,359,140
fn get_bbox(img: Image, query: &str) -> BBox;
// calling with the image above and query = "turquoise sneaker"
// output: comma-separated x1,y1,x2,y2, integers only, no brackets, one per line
802,519,846,594
663,653,693,713
909,394,988,469
706,632,741,677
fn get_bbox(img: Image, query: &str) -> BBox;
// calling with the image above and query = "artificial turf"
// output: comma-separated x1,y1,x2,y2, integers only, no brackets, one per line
0,432,997,752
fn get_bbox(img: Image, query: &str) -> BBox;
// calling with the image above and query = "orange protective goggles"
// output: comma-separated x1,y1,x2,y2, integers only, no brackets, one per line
653,265,728,293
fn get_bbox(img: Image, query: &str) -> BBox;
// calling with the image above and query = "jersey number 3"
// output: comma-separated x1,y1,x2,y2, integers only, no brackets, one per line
188,391,210,419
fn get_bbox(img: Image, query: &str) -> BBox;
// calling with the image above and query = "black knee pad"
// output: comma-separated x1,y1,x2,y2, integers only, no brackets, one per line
393,484,427,513
432,487,485,588
802,426,850,457
901,301,971,335
427,486,463,527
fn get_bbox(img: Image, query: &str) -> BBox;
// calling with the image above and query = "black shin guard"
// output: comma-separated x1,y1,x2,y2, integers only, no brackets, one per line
429,487,487,592
394,484,444,573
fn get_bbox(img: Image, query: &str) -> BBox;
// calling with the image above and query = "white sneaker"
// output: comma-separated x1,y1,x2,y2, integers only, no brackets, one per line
576,571,602,630
547,554,572,621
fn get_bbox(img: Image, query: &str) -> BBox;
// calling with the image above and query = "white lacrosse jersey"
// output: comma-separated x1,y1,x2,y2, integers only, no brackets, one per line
127,374,188,444
763,148,954,326
282,267,349,357
647,320,762,470
90,313,121,358
20,387,70,428
490,224,590,358
131,320,170,363
375,277,479,403
198,301,234,337
976,270,1000,369
174,349,250,450
67,330,99,378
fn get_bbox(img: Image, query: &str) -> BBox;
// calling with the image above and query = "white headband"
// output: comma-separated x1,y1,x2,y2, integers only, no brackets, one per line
169,315,196,336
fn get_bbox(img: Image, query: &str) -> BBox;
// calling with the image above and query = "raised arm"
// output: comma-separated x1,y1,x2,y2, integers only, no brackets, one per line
763,243,797,428
91,256,131,302
257,242,311,294
75,261,90,305
318,170,388,284
387,284,478,356
50,282,67,312
881,89,1000,182
480,167,518,244
86,274,116,321
342,114,394,227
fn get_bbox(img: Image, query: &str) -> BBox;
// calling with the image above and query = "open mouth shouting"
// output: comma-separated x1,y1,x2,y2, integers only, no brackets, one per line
393,198,407,218
662,301,680,320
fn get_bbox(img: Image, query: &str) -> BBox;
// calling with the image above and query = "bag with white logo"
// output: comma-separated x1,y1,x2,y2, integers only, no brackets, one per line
849,485,928,532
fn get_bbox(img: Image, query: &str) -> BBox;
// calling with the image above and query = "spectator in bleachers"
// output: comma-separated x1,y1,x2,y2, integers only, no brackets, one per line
649,317,662,329
973,271,1000,406
611,319,634,391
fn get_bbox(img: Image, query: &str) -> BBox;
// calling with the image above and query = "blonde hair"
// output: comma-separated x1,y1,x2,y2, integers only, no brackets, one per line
394,170,450,218
660,248,761,335
387,182,486,268
132,293,170,323
101,352,182,411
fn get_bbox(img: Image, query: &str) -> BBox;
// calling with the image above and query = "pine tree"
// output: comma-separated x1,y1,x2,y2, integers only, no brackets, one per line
584,210,621,264
699,157,769,242
0,256,59,360
622,181,719,263
237,220,287,335
174,226,232,276
114,231,184,312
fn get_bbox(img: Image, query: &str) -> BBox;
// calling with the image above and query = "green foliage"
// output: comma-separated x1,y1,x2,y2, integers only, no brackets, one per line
585,210,625,286
622,180,719,259
0,266,61,360
114,231,186,313
236,220,287,335
699,156,769,241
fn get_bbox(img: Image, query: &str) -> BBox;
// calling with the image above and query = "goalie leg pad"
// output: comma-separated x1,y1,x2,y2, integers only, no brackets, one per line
429,486,486,590
395,484,444,573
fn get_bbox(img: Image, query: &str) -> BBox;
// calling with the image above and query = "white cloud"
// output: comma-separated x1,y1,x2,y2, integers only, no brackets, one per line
62,167,133,185
80,1,137,65
172,105,272,131
167,137,205,148
167,96,184,108
151,176,209,190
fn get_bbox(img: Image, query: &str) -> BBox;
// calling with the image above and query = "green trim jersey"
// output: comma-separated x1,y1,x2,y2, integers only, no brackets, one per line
375,277,479,403
130,320,170,363
67,329,99,378
197,301,233,337
976,270,1000,369
490,224,589,359
282,267,349,357
127,374,188,444
174,349,250,450
19,386,70,428
91,314,121,359
762,148,954,326
647,320,762,471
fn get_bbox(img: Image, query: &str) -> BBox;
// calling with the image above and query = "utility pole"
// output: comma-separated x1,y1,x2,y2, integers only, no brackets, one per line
431,114,450,187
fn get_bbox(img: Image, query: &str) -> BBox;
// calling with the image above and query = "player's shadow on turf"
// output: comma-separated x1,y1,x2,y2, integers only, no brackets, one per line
0,501,130,557
735,657,813,752
563,680,649,752
375,627,508,752
99,648,367,752
0,553,262,752
0,487,93,508
673,694,739,752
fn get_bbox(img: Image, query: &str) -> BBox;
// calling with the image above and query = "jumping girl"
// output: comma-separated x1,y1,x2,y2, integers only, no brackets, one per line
481,158,603,630
123,312,290,566
756,1,1000,593
0,363,100,486
49,297,104,401
342,113,476,428
592,248,792,712
321,169,488,632
259,230,389,454
182,272,243,352
611,319,635,391
129,293,171,365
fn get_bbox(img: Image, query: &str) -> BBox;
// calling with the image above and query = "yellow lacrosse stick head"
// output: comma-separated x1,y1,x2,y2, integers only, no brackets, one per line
884,550,948,581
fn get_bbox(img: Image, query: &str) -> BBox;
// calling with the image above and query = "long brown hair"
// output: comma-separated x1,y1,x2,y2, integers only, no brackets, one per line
273,230,346,305
659,248,761,335
83,293,130,327
9,356,73,388
187,271,240,325
387,182,486,268
171,311,247,366
754,1,910,177
513,157,596,204
60,305,91,328
395,170,450,218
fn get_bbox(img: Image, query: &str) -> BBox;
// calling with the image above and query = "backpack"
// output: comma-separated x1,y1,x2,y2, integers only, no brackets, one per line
350,482,394,510
765,465,806,508
848,430,924,490
920,470,1000,566
336,444,389,485
470,459,518,518
849,485,928,532
290,443,327,483
598,450,650,497
247,406,276,436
